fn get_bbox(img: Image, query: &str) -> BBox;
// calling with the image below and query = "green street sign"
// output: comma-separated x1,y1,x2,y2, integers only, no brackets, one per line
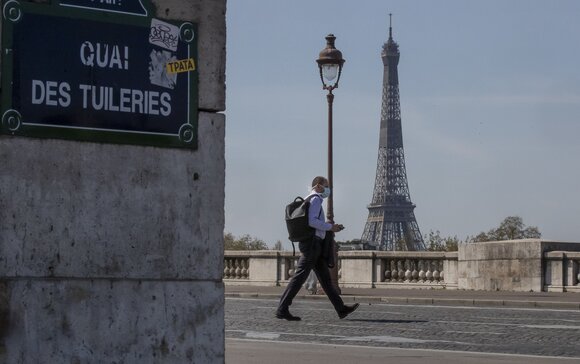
1,0,199,148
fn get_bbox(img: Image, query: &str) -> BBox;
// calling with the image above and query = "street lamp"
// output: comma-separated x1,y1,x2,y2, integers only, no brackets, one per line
316,34,345,292
316,33,344,224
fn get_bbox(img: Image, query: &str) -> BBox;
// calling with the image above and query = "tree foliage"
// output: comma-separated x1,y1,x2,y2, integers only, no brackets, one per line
224,232,268,250
272,240,284,251
470,216,541,242
424,230,459,252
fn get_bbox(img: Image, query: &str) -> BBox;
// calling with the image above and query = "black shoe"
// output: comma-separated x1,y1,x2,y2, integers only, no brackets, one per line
338,303,360,319
276,310,301,321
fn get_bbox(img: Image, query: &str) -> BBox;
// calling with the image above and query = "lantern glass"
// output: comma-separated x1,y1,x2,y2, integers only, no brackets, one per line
321,64,339,82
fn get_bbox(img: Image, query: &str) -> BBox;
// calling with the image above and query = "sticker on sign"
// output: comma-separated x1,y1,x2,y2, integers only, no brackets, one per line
166,58,196,74
149,18,179,51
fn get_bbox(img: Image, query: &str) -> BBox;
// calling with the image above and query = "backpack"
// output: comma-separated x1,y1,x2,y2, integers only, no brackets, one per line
285,194,320,255
285,195,316,242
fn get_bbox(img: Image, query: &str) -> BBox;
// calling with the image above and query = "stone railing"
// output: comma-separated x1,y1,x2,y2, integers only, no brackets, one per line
224,250,458,289
225,240,580,292
223,251,250,283
544,251,580,293
223,251,299,286
338,251,458,289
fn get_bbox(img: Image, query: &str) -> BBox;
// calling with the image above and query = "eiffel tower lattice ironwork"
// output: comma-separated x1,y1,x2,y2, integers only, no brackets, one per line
361,15,425,251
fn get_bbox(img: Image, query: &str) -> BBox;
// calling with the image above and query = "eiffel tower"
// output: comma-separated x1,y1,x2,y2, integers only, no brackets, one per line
360,15,425,251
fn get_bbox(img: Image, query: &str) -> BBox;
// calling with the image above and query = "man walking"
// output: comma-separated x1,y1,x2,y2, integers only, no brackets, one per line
276,176,359,321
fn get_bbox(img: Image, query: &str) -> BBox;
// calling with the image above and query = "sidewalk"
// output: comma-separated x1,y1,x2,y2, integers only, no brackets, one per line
226,339,580,364
225,285,580,310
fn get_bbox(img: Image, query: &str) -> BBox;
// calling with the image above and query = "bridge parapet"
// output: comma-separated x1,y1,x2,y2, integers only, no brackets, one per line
224,250,458,289
225,240,580,292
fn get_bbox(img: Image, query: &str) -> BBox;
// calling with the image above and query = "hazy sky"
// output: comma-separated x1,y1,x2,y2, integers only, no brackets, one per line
224,0,580,248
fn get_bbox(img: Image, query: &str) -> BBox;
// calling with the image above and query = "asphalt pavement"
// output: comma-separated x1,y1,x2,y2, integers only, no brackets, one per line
225,285,580,363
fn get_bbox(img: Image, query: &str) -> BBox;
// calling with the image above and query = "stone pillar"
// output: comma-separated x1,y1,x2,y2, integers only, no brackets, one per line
544,251,565,292
339,251,375,288
0,0,226,362
249,251,280,286
565,252,580,287
443,252,458,289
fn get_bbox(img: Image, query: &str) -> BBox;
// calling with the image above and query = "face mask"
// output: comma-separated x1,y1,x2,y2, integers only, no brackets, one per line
320,187,331,199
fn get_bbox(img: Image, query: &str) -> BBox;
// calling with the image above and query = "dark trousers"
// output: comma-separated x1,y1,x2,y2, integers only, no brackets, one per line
277,235,344,313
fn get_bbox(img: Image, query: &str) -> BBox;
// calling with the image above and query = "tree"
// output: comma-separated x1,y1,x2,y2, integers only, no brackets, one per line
224,233,268,250
272,240,284,251
424,230,459,252
470,216,541,242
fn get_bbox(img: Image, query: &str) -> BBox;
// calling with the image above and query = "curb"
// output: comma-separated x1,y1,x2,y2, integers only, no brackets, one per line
225,292,580,310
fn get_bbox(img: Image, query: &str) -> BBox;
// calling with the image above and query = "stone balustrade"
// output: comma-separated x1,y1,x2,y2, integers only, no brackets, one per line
225,240,580,292
337,251,458,289
544,251,580,292
223,251,250,282
224,250,457,289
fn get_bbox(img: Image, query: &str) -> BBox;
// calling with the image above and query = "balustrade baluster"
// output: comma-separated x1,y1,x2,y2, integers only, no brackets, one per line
418,259,426,282
397,260,405,282
383,259,391,282
426,260,433,281
404,259,412,282
390,260,398,281
411,260,418,282
234,259,241,279
287,258,295,278
241,259,248,279
433,260,441,282
223,259,229,279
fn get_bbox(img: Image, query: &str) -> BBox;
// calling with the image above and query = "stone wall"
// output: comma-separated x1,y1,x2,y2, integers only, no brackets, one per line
0,0,226,362
458,240,580,292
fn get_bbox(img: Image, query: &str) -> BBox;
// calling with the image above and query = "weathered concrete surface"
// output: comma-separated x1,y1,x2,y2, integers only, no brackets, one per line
3,280,224,363
340,251,374,289
0,112,224,280
248,251,281,286
458,240,580,292
0,0,226,362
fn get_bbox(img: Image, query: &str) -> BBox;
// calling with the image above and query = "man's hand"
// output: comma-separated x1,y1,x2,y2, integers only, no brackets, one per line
331,224,345,232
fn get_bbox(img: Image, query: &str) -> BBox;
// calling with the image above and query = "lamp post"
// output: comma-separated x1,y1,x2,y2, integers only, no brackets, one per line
316,34,345,292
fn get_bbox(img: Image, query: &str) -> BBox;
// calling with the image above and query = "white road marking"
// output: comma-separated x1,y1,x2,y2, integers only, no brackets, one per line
229,329,469,346
255,305,404,315
244,331,280,339
444,330,506,335
434,320,580,330
372,302,580,313
522,325,580,329
226,338,580,360
335,335,430,343
226,329,344,339
470,316,580,323
304,323,424,331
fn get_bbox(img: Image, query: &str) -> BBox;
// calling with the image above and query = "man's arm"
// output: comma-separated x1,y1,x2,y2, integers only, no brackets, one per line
308,196,332,231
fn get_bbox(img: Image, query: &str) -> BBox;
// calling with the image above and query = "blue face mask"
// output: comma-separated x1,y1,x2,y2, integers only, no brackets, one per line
320,187,331,199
